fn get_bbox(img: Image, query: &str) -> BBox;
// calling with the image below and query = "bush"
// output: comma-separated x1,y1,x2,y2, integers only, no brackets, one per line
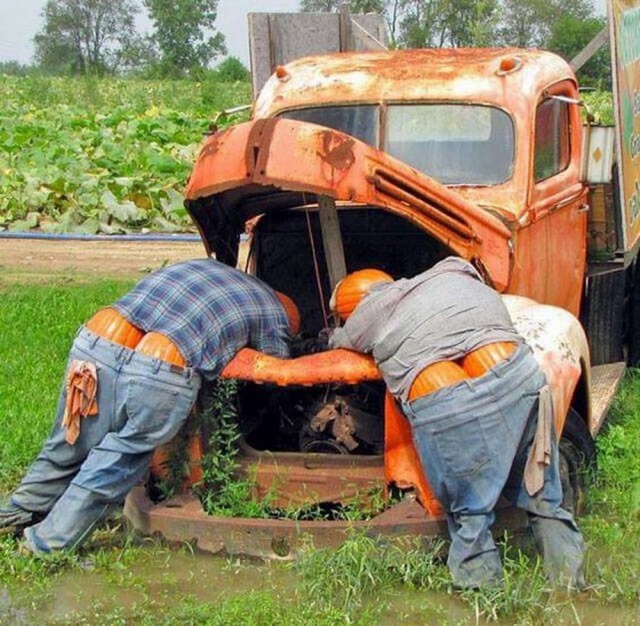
213,56,250,83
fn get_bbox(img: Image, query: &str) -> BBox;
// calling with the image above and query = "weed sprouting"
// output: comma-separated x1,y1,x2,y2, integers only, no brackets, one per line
296,532,451,613
194,379,257,517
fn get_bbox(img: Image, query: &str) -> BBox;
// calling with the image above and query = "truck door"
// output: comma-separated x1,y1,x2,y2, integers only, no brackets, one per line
529,83,587,316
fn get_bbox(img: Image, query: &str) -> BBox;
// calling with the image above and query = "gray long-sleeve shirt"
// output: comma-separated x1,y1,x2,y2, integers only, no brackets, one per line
329,257,522,401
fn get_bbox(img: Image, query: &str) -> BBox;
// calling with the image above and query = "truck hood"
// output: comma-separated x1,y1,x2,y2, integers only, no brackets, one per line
185,118,512,290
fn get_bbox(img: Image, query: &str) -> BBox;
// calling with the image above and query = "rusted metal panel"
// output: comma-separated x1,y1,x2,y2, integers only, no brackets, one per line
252,49,584,224
503,295,591,433
235,440,384,508
185,118,513,291
124,487,532,560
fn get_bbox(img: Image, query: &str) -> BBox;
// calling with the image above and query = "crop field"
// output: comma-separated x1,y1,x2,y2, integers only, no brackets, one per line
0,75,251,235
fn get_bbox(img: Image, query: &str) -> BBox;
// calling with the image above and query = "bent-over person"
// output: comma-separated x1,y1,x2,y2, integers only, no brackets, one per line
329,256,585,590
0,258,298,554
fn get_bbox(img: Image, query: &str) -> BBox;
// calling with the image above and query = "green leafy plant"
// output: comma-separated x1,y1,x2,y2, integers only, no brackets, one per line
582,90,614,125
194,379,269,518
0,75,250,233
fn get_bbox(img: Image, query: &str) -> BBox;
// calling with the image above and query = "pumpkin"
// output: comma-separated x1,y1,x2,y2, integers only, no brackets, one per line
135,332,186,367
149,426,203,488
408,360,468,401
85,307,144,348
461,342,517,378
330,268,393,320
274,290,301,335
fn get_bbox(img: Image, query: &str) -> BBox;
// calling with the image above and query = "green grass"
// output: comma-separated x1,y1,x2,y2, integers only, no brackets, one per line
579,369,640,604
0,278,133,485
1,279,639,624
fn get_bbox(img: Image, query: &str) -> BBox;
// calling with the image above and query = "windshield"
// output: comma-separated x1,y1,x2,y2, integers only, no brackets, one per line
279,105,378,147
279,104,514,185
386,104,514,185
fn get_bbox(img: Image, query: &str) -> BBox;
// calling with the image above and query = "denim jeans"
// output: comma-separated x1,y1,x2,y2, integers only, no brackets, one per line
402,344,584,589
6,327,201,552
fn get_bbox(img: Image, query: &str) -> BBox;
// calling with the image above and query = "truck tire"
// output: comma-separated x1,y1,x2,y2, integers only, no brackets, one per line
558,409,596,516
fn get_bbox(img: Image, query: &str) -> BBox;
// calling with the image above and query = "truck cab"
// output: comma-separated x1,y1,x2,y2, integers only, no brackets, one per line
252,48,587,314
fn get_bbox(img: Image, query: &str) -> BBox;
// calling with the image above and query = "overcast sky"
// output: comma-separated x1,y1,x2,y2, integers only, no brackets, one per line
0,0,300,66
0,0,608,67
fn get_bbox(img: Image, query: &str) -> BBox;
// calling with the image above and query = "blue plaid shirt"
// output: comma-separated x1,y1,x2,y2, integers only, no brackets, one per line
113,259,291,379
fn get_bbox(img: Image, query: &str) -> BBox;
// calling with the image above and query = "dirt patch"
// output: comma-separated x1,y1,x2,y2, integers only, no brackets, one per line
0,237,208,282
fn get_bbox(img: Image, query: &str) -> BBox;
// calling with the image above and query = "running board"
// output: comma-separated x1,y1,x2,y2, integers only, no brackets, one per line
590,361,627,435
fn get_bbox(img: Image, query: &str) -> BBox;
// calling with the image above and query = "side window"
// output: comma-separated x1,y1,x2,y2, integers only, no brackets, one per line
534,98,570,182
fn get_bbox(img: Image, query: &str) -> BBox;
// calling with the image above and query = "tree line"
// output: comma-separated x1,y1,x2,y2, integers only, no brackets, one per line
303,0,609,87
29,0,235,79
4,0,609,86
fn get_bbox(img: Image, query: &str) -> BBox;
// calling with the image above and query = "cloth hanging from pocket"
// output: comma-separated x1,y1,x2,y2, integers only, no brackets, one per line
523,384,553,496
62,360,99,445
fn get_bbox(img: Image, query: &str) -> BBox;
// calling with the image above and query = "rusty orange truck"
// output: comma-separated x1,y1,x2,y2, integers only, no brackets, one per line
125,48,639,558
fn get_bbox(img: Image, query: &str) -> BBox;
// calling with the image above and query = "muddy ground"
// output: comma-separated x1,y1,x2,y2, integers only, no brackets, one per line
0,236,208,282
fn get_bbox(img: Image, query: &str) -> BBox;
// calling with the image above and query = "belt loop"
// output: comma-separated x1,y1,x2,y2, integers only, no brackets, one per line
118,346,133,365
89,330,100,349
153,358,162,374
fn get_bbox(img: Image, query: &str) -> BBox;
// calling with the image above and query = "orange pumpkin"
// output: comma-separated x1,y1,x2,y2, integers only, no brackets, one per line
408,360,468,401
135,332,186,367
274,291,301,335
149,427,203,488
85,308,144,348
331,268,393,320
461,342,517,378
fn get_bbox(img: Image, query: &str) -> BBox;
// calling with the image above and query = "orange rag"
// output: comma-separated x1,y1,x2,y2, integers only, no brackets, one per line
61,360,99,445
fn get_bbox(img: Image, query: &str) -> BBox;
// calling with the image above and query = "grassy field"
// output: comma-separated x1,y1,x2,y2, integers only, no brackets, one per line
0,279,639,625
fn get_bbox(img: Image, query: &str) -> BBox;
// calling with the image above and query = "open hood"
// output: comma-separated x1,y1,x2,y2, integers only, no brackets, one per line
185,118,513,290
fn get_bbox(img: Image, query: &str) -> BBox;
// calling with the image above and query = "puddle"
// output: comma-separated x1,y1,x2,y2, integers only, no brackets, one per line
376,587,640,625
1,548,296,625
1,546,638,625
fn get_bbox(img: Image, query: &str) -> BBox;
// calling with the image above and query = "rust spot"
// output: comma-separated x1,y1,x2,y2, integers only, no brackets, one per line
199,135,221,158
318,130,356,172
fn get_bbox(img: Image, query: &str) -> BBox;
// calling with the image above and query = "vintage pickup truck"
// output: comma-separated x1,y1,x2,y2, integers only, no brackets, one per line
125,48,638,558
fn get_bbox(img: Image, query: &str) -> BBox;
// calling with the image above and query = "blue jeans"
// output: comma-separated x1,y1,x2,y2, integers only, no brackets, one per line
5,327,201,552
403,345,584,589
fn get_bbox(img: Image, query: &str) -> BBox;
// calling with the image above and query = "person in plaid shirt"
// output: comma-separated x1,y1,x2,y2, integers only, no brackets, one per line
0,258,296,554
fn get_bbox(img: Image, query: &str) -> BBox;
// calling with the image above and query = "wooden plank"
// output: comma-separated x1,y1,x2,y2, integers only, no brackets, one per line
248,12,388,95
589,361,626,434
339,3,354,51
270,14,340,67
318,195,347,290
248,13,273,98
570,26,609,72
351,18,389,51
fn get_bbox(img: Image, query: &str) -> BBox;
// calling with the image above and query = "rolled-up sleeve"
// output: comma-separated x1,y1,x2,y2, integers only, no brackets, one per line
328,327,356,351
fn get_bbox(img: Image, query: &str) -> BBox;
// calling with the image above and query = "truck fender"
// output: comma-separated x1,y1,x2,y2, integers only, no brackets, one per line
502,295,591,435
